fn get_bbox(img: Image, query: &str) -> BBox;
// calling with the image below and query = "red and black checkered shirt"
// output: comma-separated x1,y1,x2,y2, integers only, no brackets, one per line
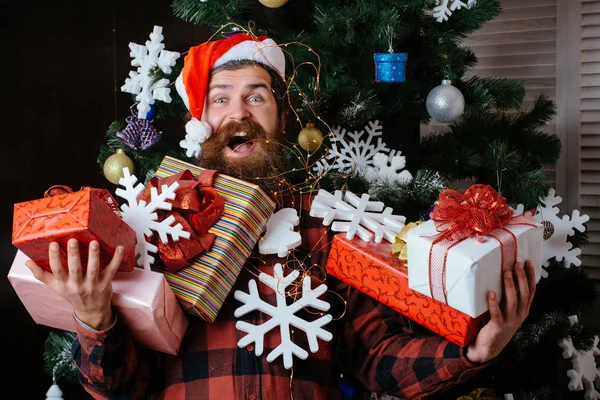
72,194,487,400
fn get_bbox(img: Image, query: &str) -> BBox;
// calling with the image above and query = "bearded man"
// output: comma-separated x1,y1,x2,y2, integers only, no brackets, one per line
25,33,537,400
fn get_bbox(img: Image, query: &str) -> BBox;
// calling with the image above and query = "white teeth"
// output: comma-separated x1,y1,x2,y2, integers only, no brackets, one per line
234,132,247,137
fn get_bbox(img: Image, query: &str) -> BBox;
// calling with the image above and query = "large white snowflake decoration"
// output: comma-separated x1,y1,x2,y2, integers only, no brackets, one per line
313,120,397,177
559,315,600,400
309,189,406,243
536,189,589,277
233,263,332,369
121,26,180,119
364,152,413,185
433,0,477,23
115,167,190,270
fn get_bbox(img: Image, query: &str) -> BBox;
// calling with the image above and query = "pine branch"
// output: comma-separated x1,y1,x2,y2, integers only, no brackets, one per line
44,331,78,385
464,76,526,110
171,0,250,29
567,225,590,249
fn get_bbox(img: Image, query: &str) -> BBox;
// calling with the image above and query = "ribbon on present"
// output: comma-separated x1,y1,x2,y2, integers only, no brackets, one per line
427,184,537,304
44,185,122,216
391,221,424,261
140,169,225,272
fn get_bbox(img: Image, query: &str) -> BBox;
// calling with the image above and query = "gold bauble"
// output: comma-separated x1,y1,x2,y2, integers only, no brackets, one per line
103,148,135,185
298,122,323,152
542,220,554,241
258,0,288,8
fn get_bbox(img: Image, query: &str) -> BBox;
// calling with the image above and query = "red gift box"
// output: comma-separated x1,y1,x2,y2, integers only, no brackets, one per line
326,234,489,347
12,187,136,273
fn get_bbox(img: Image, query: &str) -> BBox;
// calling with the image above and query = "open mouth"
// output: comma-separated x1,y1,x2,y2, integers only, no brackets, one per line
226,132,256,157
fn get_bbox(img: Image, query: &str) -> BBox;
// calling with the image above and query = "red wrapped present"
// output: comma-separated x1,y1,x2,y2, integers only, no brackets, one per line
12,185,136,273
9,250,188,355
326,233,489,347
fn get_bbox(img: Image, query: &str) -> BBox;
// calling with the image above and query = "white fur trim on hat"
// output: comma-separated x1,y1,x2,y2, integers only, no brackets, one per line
179,118,212,159
175,74,189,110
214,38,285,77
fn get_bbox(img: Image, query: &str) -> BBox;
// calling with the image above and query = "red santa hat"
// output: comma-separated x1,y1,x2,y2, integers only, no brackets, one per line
176,34,285,158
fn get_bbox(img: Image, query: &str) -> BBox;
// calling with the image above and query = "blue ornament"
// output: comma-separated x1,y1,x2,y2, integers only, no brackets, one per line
145,103,157,120
374,53,407,83
339,375,356,399
425,204,435,221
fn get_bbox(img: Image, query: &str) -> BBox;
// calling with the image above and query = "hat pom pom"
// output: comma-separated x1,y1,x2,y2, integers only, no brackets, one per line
179,118,212,158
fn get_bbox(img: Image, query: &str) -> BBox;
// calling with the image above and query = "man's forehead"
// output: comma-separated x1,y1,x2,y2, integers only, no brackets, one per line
208,66,272,90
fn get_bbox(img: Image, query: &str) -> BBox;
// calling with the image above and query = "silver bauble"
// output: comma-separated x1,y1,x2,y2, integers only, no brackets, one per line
426,79,465,123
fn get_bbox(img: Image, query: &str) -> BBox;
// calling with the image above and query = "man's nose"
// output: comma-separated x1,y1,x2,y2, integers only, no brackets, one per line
229,98,251,121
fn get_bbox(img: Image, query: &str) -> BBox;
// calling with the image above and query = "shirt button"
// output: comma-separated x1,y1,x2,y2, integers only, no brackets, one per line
248,395,256,400
247,344,254,352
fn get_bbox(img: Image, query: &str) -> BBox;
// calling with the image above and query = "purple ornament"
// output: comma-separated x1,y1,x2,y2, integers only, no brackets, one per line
117,110,162,150
224,27,242,38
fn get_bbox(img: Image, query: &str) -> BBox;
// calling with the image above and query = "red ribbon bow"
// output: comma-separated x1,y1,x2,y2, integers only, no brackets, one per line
430,184,513,241
140,169,225,272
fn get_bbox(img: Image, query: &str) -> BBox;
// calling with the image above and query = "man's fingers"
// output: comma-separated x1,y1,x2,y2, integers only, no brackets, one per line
503,267,518,316
524,260,537,309
85,241,101,283
48,242,66,282
25,260,56,287
488,291,502,322
67,239,83,284
100,246,124,284
515,262,530,315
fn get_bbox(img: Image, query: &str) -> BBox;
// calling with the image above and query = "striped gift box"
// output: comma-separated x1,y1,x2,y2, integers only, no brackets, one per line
154,156,275,322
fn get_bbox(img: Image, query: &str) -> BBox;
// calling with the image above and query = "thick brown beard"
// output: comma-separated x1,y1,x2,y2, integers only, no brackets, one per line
197,119,284,195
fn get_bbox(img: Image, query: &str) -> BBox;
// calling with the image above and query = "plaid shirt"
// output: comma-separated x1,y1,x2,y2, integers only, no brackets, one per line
72,194,487,400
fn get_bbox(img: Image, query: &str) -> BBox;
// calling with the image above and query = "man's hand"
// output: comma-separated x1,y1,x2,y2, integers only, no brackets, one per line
466,260,536,364
25,238,124,331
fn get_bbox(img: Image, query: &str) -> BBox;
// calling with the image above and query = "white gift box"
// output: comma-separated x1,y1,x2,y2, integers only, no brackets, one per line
407,220,543,318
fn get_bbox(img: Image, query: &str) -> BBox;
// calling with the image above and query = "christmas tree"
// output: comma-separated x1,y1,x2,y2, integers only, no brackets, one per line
56,0,596,398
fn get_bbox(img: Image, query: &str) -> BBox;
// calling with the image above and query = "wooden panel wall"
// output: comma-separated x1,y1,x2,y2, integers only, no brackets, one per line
580,0,600,275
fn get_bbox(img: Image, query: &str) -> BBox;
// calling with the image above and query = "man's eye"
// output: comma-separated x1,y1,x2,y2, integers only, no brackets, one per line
248,96,263,103
214,98,226,103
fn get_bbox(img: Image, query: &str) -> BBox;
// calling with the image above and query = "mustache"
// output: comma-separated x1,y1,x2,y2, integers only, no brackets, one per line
213,119,267,145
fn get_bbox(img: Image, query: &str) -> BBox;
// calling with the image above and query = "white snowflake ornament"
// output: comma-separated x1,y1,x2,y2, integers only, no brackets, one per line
310,189,406,243
433,0,477,23
259,208,302,257
364,152,413,185
536,189,589,277
234,263,332,369
314,120,397,176
121,26,180,119
559,315,600,400
115,167,191,270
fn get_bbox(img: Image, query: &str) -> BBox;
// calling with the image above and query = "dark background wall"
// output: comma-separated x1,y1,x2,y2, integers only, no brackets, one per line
1,1,207,397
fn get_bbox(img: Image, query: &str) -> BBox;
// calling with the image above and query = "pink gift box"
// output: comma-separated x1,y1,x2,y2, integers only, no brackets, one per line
8,250,188,355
